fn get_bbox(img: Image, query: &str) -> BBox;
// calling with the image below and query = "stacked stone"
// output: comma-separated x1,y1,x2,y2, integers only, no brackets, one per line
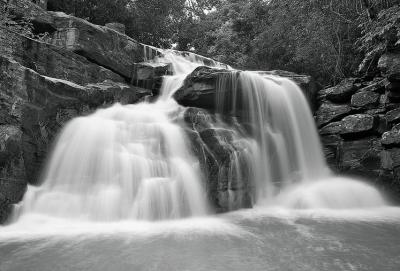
315,51,400,200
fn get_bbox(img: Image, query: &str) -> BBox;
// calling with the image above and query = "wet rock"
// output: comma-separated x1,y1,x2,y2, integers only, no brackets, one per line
381,148,400,170
381,125,400,147
132,62,172,93
174,66,229,110
183,107,253,212
341,137,383,174
315,103,351,127
0,56,151,186
378,53,400,82
320,135,343,170
385,108,400,123
319,122,342,135
175,67,318,112
340,114,376,136
49,12,145,79
351,91,380,108
256,70,318,109
1,32,125,85
323,78,357,103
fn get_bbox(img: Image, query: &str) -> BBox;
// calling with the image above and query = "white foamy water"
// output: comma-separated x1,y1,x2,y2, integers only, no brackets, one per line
216,70,387,208
5,45,390,227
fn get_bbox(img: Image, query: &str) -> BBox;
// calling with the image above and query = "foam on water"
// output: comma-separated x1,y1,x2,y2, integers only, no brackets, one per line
6,46,391,227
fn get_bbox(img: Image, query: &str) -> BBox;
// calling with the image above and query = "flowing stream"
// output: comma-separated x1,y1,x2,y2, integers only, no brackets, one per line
1,48,399,271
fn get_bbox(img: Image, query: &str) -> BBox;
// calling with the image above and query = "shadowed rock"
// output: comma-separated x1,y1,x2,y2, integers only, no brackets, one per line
315,103,351,127
0,31,125,85
49,12,145,79
378,53,400,82
322,78,357,103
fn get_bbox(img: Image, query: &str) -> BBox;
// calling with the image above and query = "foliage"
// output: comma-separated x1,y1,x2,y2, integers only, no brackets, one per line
357,4,400,57
0,4,34,57
44,0,400,85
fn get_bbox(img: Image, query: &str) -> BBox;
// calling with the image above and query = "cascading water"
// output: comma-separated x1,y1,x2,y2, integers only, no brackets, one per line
215,70,387,208
12,49,225,222
10,46,387,225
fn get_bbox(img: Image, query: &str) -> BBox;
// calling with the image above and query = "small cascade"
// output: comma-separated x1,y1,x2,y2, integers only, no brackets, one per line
11,44,388,225
17,101,208,221
215,70,387,208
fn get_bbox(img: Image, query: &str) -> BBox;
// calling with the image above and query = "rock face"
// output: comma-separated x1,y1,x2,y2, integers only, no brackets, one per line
183,108,253,212
0,32,125,85
315,48,400,200
174,66,317,111
0,1,156,222
0,56,151,189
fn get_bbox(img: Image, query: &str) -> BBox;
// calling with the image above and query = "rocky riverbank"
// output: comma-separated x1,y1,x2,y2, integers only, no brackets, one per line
315,10,400,200
1,0,399,222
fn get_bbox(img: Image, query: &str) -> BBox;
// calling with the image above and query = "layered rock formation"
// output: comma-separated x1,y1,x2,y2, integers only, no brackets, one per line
0,1,153,222
315,49,400,200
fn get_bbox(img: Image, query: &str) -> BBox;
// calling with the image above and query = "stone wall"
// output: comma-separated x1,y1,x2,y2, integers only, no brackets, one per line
315,51,400,200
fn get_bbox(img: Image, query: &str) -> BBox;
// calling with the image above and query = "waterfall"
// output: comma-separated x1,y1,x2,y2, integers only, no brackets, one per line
215,71,387,208
12,48,387,224
13,50,226,222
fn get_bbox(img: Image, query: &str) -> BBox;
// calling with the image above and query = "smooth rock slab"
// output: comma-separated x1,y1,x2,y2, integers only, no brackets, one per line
49,12,145,79
1,31,125,85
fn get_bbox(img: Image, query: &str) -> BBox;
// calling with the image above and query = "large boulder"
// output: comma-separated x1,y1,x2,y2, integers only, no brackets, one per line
174,66,318,112
174,66,229,110
0,31,124,85
49,12,145,79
